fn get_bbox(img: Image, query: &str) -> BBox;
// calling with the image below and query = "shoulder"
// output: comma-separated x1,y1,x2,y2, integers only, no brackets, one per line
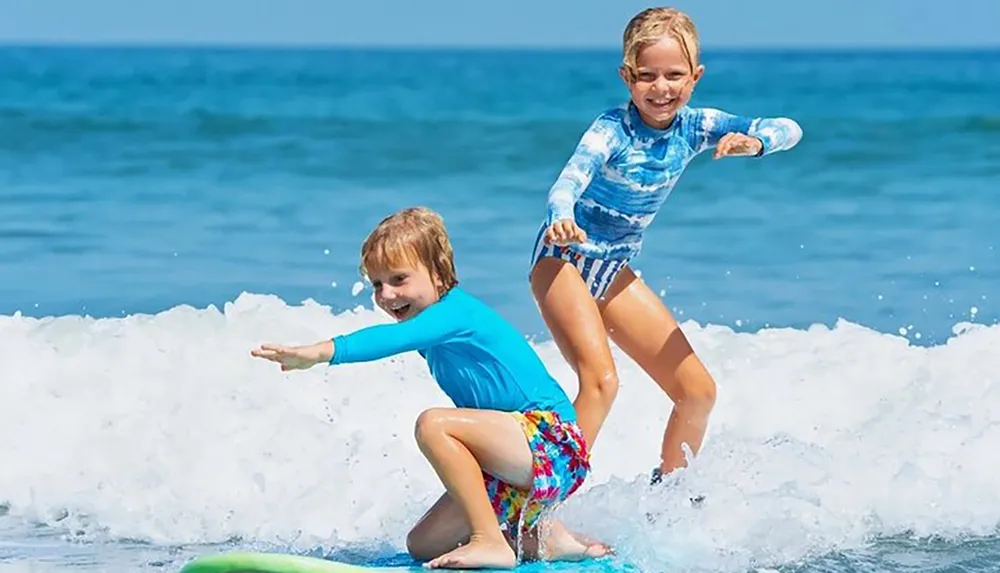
580,104,632,151
439,287,511,332
427,287,485,323
674,105,710,131
673,105,742,148
595,103,630,124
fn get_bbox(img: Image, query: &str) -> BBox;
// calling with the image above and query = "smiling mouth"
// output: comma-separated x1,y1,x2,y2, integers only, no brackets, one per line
389,303,410,319
648,98,676,108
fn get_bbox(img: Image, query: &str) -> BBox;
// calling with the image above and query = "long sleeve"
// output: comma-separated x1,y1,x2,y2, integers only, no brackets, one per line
329,296,465,365
691,107,803,156
546,113,624,225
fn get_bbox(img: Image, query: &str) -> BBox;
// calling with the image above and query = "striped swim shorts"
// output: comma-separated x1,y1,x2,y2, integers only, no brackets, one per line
529,224,630,300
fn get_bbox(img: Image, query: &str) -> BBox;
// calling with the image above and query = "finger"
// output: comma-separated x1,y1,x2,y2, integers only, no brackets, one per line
548,224,566,245
554,224,570,244
713,134,730,159
543,227,555,245
719,134,741,158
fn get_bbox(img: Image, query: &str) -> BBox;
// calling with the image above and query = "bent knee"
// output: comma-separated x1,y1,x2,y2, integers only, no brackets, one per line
577,365,620,405
674,377,717,412
405,528,434,561
413,408,451,446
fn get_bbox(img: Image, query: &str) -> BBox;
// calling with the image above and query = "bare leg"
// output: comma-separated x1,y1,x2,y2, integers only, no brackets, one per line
406,493,476,561
530,257,619,447
414,408,534,570
598,267,718,475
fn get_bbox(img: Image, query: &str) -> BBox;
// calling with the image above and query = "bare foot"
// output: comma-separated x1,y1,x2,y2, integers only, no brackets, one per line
539,520,613,562
424,533,517,569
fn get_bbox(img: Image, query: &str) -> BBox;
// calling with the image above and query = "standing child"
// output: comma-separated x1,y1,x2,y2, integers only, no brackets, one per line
252,207,606,570
529,7,803,487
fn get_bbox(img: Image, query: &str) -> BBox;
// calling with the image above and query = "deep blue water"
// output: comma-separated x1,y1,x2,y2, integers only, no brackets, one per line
1,46,998,573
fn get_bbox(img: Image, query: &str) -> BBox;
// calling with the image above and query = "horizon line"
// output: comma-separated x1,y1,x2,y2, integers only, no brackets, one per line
2,40,999,52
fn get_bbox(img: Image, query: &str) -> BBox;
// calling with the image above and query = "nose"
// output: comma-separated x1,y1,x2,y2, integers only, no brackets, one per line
378,284,397,300
653,75,674,95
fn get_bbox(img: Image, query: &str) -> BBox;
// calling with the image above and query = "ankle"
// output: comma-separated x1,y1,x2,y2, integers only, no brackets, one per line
469,530,507,545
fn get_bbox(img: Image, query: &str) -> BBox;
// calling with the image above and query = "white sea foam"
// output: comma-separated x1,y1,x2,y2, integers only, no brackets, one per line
1,294,998,572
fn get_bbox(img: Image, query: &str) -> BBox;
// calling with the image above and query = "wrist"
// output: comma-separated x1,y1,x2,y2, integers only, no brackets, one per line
547,209,574,227
315,339,334,363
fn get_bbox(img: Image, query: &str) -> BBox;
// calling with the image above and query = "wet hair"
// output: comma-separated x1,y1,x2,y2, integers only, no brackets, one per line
622,7,700,74
359,206,458,295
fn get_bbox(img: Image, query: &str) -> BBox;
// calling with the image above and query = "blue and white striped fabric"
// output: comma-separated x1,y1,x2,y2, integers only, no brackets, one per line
529,224,629,300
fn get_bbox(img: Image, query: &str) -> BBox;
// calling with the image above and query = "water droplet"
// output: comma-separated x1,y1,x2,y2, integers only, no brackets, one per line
970,306,979,316
351,282,364,296
898,326,908,336
324,249,330,255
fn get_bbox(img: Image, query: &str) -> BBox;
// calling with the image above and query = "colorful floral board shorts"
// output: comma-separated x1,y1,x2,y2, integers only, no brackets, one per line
483,410,591,533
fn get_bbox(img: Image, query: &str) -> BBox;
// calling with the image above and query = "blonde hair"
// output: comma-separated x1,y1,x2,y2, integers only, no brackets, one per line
622,7,700,73
359,206,459,294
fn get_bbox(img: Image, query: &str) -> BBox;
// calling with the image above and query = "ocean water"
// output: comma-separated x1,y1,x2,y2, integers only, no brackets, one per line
1,45,998,573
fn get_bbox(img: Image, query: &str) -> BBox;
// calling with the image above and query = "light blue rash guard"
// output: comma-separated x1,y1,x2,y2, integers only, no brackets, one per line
329,286,577,422
545,102,803,261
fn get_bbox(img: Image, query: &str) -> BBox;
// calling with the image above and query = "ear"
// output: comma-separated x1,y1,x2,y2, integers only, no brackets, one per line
691,63,706,85
618,65,633,87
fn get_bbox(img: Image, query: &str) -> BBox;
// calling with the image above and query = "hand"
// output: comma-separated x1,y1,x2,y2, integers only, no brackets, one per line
251,341,332,371
713,133,763,159
543,219,587,246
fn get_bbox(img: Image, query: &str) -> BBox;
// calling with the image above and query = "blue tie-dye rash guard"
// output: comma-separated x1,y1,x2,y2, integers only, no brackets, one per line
544,102,803,261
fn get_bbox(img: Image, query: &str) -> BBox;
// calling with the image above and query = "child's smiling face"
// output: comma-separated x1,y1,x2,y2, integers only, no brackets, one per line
367,255,443,322
620,35,704,129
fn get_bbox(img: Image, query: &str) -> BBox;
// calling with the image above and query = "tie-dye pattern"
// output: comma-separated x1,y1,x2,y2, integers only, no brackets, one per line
542,102,803,261
483,410,590,533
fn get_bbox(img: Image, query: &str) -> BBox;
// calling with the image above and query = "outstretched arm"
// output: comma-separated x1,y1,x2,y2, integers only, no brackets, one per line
691,108,803,157
546,113,624,225
250,297,464,370
329,302,462,365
